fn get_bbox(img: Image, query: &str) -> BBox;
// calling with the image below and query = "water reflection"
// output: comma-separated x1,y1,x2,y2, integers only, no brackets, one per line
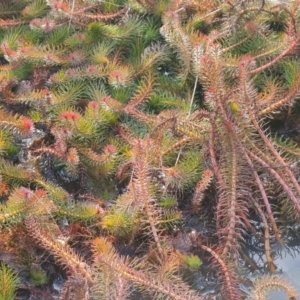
242,225,300,299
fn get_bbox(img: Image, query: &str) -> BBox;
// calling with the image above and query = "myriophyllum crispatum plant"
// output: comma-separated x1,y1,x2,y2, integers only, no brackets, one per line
0,0,299,299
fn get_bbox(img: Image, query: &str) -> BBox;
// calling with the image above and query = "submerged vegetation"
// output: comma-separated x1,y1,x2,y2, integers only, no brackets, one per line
0,0,300,299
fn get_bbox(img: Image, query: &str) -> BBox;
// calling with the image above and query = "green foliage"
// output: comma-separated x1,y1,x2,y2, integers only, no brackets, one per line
29,266,48,286
86,22,107,44
51,81,85,106
0,160,31,186
46,26,72,45
142,16,162,44
182,254,202,271
280,59,300,88
22,0,49,19
0,27,24,50
0,263,18,300
0,131,13,155
11,61,34,80
159,195,177,209
102,209,136,237
56,200,100,223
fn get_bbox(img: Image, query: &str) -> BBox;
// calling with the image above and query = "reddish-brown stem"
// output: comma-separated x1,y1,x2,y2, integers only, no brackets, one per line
250,115,300,200
133,140,164,258
221,35,252,53
250,37,300,74
245,149,300,214
243,149,281,243
258,69,300,116
96,254,199,300
72,8,127,21
222,127,238,256
249,195,277,272
200,244,241,300
209,118,224,188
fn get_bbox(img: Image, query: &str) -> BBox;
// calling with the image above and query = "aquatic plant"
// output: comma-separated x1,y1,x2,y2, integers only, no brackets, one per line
0,0,300,299
0,263,18,300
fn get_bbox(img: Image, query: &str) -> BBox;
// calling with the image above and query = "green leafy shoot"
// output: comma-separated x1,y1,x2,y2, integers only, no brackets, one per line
0,263,19,300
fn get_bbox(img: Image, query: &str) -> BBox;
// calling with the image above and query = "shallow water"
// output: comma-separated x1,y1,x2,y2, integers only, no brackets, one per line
242,228,300,299
267,250,300,298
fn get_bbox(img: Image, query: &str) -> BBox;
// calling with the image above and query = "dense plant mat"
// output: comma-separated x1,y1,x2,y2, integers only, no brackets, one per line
0,0,300,299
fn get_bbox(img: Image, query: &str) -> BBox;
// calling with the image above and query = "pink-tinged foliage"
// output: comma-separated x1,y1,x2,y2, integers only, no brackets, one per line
68,51,86,66
87,101,99,111
103,145,117,155
60,111,80,122
17,117,34,135
30,19,55,32
108,67,132,88
18,187,35,200
49,1,68,12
